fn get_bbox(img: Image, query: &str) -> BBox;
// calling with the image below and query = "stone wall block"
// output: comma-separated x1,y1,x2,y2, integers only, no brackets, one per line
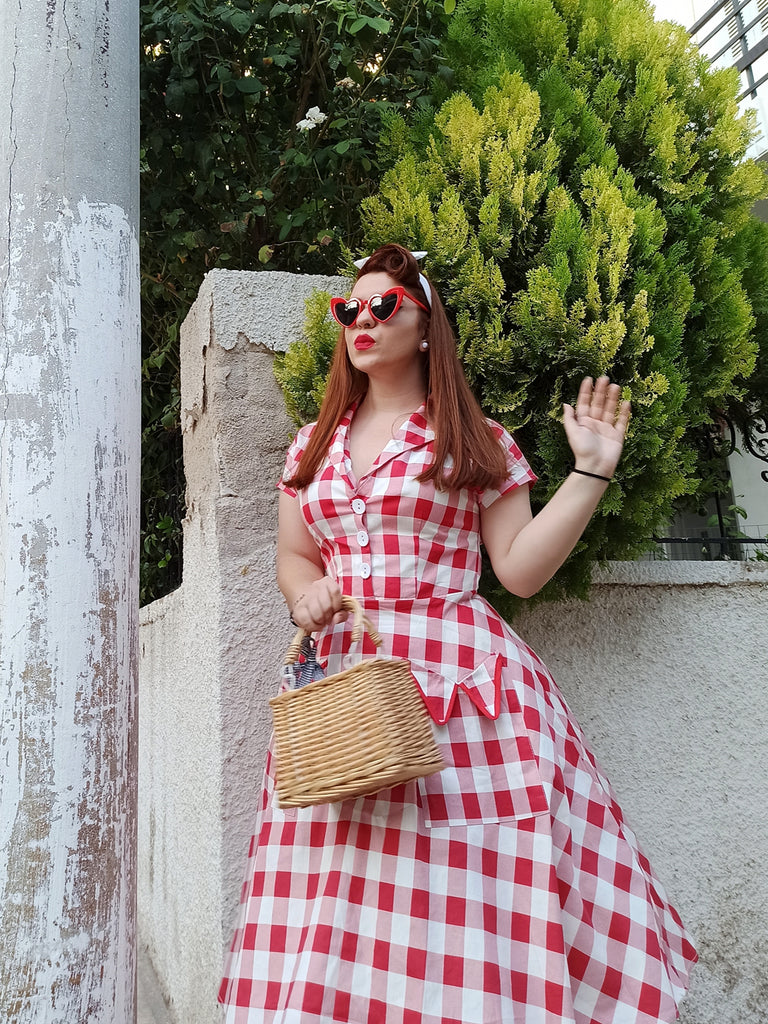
140,269,347,1024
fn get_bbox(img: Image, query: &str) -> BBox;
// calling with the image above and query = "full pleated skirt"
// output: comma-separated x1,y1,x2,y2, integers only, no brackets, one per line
219,641,696,1024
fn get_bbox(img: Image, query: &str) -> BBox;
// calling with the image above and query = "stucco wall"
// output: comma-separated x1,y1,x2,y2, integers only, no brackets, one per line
514,562,768,1023
138,270,768,1024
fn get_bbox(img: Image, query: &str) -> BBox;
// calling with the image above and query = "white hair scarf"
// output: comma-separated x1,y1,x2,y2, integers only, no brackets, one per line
353,250,431,308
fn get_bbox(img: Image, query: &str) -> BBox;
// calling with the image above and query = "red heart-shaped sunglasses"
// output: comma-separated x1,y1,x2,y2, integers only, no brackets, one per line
330,286,429,328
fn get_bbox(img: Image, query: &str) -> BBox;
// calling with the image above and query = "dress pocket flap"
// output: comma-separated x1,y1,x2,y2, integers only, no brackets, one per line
410,652,505,725
416,678,549,828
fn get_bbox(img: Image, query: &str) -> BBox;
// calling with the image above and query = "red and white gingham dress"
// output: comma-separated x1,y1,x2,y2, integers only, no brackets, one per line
220,406,696,1024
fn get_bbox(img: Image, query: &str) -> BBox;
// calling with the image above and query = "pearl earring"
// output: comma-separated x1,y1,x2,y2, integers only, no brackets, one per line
419,340,429,352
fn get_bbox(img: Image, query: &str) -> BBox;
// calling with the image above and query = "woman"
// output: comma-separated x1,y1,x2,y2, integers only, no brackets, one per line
220,244,696,1023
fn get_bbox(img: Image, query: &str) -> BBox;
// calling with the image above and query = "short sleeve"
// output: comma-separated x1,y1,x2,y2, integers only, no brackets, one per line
478,420,537,509
276,422,316,497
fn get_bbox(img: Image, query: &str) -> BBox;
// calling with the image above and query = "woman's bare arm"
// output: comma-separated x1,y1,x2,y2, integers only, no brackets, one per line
480,377,630,598
277,490,346,630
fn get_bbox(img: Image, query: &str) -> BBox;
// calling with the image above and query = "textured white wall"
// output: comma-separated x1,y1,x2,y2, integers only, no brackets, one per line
139,270,768,1024
514,562,768,1024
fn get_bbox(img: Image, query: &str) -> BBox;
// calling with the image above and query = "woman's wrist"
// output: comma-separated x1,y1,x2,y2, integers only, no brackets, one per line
288,592,306,625
571,467,612,484
286,577,326,624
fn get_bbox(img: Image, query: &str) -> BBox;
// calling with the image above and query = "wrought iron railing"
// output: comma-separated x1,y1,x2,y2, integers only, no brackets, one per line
715,410,768,485
689,0,768,100
649,414,768,561
739,411,768,482
651,532,768,560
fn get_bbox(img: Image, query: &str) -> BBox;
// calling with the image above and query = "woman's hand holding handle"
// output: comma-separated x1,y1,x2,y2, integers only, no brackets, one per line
290,577,348,632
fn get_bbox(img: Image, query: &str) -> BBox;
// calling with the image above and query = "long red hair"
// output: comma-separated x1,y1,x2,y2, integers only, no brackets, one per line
284,244,508,491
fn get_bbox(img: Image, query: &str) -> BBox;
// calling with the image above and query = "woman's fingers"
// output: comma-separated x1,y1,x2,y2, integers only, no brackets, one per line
589,376,608,419
615,398,631,437
601,381,623,423
575,376,629,428
575,376,594,420
306,585,336,626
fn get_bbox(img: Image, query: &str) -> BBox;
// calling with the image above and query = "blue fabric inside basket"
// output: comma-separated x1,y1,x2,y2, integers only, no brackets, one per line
282,636,327,689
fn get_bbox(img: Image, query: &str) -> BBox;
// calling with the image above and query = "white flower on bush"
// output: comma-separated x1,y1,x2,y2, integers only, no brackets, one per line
296,106,327,132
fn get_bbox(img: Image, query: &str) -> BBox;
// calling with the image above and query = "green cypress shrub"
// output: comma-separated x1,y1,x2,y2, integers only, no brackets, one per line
278,0,768,612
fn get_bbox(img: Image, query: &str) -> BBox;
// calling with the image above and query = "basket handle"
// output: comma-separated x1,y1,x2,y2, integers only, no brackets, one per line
284,594,381,667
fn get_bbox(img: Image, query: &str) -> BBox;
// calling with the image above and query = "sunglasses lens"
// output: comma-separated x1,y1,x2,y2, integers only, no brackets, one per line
370,291,399,322
333,299,360,327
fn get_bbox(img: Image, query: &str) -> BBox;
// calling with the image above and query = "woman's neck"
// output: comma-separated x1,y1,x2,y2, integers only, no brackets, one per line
361,379,426,417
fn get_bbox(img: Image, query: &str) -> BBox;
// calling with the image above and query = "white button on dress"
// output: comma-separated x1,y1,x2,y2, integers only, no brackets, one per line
351,498,366,515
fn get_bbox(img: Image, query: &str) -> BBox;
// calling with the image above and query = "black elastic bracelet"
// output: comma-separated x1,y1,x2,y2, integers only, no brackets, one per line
572,468,612,483
289,593,306,627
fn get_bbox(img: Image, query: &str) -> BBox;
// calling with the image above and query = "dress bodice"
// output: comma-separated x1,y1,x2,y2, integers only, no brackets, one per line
278,406,537,724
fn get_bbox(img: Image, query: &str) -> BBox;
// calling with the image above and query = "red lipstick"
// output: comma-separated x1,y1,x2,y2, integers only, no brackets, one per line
354,334,375,350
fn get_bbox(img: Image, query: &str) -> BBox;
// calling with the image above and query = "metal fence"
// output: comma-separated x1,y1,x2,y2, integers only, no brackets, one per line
651,524,768,560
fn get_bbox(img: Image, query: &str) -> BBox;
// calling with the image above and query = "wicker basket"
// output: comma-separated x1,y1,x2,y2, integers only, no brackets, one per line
270,596,444,808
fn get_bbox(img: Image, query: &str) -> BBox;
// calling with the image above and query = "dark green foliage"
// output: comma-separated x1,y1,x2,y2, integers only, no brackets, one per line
277,0,768,612
139,0,453,601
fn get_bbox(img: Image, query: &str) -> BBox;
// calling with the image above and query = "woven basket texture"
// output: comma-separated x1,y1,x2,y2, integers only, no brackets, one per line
270,597,444,808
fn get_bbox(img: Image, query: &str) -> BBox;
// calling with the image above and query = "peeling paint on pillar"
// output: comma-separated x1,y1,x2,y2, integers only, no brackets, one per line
0,199,139,1021
0,1,139,1022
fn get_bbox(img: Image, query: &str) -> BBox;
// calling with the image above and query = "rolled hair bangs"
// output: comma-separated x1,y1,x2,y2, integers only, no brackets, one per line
354,244,432,313
283,244,509,493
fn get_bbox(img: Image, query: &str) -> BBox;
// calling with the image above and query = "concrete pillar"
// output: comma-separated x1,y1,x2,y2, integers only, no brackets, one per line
0,1,140,1021
138,269,347,1024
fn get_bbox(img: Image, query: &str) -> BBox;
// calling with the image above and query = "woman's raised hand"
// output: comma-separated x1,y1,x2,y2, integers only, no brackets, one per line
562,376,631,480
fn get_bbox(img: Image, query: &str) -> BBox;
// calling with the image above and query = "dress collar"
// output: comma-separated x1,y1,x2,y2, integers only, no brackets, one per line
330,402,435,486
